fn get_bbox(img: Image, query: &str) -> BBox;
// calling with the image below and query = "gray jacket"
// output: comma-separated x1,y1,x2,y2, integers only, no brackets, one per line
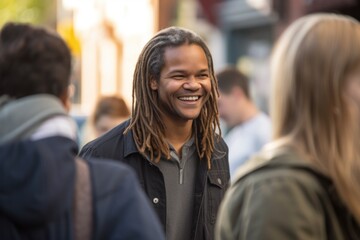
215,147,360,240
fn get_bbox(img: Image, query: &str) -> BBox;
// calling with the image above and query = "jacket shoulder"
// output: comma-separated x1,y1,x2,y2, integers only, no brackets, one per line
212,135,228,162
230,151,328,205
79,120,131,159
216,153,330,240
83,120,128,148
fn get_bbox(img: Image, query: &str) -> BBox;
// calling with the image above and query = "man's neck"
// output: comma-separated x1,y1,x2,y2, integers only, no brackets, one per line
163,119,193,155
238,101,259,125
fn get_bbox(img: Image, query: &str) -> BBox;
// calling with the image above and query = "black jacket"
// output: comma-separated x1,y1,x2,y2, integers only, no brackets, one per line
0,136,165,240
80,119,230,240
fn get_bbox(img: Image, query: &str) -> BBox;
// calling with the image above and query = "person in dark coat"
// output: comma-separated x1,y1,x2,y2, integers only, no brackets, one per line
215,13,360,240
80,26,230,240
0,22,165,240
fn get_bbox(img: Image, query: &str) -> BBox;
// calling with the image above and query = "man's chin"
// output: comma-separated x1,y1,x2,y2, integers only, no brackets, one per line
180,114,200,121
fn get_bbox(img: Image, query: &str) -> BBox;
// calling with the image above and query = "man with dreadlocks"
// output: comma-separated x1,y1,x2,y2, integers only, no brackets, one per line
80,26,230,240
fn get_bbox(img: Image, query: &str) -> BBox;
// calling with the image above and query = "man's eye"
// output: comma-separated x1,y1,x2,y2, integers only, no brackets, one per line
198,74,209,79
173,75,185,80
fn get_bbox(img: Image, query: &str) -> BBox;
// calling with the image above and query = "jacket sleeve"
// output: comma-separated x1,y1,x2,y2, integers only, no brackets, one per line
90,159,165,240
215,170,326,240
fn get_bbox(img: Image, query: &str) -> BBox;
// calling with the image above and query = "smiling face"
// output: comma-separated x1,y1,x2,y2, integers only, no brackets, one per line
150,44,211,125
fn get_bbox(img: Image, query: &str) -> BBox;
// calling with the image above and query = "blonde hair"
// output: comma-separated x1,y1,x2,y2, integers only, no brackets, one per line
271,13,360,223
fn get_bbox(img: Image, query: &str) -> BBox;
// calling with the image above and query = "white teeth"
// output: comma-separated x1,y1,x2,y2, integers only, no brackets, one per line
179,96,199,101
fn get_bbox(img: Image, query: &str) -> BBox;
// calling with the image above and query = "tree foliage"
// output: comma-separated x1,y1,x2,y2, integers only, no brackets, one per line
0,0,49,27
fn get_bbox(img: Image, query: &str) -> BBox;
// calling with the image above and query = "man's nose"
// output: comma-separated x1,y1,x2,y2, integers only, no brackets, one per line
183,76,200,90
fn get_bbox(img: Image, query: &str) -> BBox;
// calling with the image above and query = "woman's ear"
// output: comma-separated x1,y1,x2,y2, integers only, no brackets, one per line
150,78,158,90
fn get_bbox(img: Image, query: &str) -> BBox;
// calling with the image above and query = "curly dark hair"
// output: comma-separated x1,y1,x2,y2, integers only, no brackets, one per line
0,22,71,99
125,26,221,168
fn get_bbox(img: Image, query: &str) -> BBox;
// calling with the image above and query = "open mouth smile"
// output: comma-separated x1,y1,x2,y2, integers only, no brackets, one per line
178,96,201,101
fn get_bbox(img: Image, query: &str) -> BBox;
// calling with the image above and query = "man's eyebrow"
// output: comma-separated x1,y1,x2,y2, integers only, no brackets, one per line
167,68,209,75
168,70,187,74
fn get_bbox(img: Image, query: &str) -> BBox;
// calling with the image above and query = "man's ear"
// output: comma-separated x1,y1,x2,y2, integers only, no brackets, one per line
60,85,73,113
150,78,158,90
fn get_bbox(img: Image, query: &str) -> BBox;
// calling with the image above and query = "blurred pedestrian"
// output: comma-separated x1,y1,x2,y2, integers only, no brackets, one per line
0,22,164,240
216,13,360,239
217,66,271,178
80,26,230,240
81,95,130,145
93,95,130,137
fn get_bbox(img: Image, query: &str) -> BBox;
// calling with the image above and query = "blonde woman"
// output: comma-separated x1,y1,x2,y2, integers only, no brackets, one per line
215,13,360,239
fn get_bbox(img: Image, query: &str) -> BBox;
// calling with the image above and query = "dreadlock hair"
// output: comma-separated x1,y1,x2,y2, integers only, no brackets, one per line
125,26,221,168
